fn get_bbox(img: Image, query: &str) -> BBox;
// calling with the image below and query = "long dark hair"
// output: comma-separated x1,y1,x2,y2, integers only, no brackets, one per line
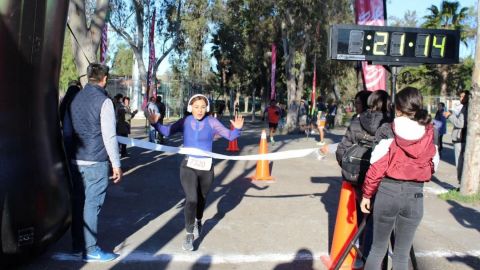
355,90,371,114
59,85,81,124
395,87,431,126
368,90,390,113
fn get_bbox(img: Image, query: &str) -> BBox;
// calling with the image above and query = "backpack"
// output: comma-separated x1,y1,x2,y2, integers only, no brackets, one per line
341,132,375,185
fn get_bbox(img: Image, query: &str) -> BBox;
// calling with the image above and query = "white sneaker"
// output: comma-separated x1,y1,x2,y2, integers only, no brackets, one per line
316,141,325,146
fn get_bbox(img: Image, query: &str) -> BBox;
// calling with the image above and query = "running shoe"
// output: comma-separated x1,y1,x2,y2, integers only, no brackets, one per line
182,233,194,251
270,137,275,145
316,141,325,146
193,220,202,239
83,247,118,262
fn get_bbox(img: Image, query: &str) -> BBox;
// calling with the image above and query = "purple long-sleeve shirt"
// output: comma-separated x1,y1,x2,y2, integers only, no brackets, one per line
152,115,241,154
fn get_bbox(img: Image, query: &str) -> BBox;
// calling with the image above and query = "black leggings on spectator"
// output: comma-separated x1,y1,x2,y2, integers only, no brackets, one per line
180,159,214,233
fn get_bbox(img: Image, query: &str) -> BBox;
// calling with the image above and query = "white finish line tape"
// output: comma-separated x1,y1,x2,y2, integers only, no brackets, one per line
117,136,323,161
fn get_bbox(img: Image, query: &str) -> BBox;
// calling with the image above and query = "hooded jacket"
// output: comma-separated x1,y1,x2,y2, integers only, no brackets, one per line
362,116,439,199
336,110,390,166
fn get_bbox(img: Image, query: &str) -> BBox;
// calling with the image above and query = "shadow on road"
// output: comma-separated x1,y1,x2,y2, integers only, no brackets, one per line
310,176,342,252
446,200,480,232
273,248,315,270
446,255,480,270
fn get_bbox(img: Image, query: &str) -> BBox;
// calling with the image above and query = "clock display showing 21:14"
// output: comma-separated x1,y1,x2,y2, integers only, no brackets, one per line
350,30,447,58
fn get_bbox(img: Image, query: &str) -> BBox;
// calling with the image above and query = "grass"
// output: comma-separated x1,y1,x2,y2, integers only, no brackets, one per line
438,189,480,204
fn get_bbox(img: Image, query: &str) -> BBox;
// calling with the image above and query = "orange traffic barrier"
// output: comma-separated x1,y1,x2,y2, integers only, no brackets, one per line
226,124,240,152
250,129,273,181
321,181,358,269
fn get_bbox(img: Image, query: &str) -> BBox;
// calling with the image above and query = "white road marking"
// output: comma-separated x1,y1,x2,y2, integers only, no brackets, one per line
51,249,480,263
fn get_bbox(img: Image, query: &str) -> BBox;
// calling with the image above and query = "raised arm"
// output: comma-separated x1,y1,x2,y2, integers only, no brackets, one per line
209,115,243,141
152,117,184,137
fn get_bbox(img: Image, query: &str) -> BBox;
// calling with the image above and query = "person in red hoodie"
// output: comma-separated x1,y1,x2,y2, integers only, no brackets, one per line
360,87,439,270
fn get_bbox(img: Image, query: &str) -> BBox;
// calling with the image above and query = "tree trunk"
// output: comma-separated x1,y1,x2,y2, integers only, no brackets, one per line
222,68,229,115
461,3,480,195
244,95,249,113
68,0,109,85
439,65,449,96
132,48,147,92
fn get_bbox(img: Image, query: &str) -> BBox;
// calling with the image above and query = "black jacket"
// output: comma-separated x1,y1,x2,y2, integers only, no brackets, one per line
336,111,390,166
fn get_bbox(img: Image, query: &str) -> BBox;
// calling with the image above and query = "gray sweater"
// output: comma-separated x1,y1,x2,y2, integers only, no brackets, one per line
448,104,468,143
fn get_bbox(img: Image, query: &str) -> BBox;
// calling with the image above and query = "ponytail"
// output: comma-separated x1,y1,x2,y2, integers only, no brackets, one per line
414,109,431,126
396,87,431,126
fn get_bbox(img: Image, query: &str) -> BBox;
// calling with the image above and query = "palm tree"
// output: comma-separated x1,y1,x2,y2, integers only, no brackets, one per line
422,1,471,96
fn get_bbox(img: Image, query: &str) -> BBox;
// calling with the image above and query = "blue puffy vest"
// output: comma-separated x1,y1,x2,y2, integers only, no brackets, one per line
70,83,109,162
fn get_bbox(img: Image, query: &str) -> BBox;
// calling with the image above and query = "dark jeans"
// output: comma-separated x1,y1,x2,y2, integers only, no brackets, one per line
365,179,424,270
71,161,109,253
118,132,128,155
454,142,465,184
179,159,214,233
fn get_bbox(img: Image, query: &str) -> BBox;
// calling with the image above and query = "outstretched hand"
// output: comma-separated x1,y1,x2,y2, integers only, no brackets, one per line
145,109,160,124
230,114,244,129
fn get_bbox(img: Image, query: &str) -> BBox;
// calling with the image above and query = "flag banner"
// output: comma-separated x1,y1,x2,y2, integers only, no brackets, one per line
100,23,108,64
270,44,276,100
355,0,387,91
311,60,317,115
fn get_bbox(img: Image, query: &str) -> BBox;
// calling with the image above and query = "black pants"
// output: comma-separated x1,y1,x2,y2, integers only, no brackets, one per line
365,178,424,270
180,159,214,233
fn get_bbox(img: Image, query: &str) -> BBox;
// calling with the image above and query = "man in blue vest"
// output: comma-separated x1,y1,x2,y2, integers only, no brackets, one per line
67,63,122,262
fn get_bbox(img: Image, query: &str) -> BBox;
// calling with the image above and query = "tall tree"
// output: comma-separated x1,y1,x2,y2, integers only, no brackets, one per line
59,31,79,93
111,43,134,76
109,0,183,89
423,1,471,96
461,0,480,195
68,0,109,85
278,0,354,132
389,10,419,27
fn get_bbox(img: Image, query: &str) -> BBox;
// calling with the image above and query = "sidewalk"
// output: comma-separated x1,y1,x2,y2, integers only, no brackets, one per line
22,115,480,270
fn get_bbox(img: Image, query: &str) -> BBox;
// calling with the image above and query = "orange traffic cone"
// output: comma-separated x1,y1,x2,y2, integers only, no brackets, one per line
226,124,240,152
250,129,273,181
321,181,358,269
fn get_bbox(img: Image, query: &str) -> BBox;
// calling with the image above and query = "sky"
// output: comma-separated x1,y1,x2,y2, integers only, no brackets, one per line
156,0,477,75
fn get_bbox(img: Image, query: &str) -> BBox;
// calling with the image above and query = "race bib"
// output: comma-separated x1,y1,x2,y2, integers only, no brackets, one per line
186,156,212,171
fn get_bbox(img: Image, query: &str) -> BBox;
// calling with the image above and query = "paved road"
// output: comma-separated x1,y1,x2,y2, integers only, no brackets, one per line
22,116,480,270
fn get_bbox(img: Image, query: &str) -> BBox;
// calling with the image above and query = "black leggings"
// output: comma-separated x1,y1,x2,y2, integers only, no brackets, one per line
179,159,214,233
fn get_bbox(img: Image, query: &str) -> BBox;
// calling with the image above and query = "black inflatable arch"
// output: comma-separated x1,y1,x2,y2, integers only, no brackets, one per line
0,0,71,266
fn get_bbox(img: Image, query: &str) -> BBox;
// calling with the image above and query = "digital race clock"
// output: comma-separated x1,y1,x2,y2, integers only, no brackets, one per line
329,24,460,65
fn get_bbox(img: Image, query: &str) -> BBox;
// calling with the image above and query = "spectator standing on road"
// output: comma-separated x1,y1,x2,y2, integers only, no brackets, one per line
444,90,469,186
65,63,122,262
315,96,327,145
147,94,244,251
60,82,82,160
298,99,308,135
116,96,138,157
155,96,166,143
326,101,337,129
146,96,159,143
59,82,81,128
335,90,391,261
263,99,281,145
432,102,446,156
360,87,438,270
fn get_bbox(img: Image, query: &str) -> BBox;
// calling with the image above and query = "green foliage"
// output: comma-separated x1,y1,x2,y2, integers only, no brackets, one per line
422,1,471,45
59,33,78,94
111,44,134,76
439,189,480,204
